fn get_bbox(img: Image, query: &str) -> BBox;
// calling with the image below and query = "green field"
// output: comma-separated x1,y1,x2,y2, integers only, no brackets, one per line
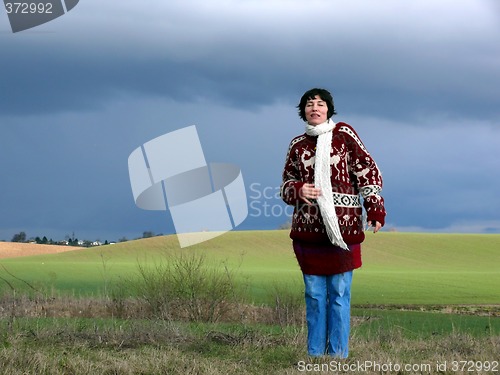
1,230,499,306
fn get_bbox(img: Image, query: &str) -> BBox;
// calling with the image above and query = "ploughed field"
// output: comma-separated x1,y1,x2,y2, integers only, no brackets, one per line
0,241,80,259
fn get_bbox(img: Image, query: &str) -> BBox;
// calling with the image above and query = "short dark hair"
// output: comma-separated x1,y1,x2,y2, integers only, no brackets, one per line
297,88,337,121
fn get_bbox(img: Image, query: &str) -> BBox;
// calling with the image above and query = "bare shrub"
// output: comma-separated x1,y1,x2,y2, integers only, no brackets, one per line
268,281,305,328
134,251,240,323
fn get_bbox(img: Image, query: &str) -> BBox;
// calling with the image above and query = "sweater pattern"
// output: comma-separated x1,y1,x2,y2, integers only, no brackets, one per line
281,122,386,245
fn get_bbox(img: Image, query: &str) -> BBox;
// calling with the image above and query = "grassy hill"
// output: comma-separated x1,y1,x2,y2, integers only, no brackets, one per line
0,230,499,305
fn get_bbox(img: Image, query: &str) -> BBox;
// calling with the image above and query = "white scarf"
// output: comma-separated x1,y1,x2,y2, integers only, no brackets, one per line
305,119,349,250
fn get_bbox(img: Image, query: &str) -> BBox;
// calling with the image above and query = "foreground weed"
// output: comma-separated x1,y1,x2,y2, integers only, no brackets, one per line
132,251,241,323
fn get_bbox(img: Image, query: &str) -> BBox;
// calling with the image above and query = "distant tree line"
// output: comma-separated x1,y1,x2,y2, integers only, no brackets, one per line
11,231,27,243
7,231,162,247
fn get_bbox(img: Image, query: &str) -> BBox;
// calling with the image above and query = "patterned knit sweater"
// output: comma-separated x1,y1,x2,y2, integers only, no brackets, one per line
281,122,386,247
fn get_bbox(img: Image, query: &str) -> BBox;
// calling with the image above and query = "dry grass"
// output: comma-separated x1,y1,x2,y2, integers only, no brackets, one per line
1,293,499,374
0,292,299,325
1,313,498,374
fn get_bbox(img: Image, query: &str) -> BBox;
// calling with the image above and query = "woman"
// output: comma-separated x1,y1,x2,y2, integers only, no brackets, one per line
280,88,386,358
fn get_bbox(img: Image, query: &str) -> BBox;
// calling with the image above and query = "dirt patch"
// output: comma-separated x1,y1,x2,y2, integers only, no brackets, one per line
358,304,500,317
0,242,81,259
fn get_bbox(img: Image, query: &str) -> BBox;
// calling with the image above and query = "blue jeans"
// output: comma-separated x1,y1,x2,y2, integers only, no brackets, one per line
303,271,353,358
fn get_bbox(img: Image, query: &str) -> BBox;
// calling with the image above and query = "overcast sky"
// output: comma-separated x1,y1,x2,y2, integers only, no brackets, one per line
1,0,499,242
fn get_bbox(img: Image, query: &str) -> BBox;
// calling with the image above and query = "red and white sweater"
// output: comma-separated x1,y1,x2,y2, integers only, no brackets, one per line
281,122,386,247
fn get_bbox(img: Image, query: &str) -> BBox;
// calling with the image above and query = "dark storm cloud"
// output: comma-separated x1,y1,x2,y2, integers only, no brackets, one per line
1,0,499,122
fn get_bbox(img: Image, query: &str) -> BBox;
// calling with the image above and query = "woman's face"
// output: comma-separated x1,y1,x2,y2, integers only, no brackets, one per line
304,95,328,125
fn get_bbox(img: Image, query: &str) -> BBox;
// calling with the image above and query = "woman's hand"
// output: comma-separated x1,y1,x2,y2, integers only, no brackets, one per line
369,221,382,233
299,183,322,206
300,184,382,233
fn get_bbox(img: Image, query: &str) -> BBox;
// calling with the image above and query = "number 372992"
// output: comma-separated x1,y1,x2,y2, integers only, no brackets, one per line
5,2,53,14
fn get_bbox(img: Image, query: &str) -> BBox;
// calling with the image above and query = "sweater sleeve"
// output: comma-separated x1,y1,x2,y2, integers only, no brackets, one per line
280,138,306,206
340,124,386,226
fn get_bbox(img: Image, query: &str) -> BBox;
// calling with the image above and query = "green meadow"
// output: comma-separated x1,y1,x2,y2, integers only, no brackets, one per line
1,230,499,306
